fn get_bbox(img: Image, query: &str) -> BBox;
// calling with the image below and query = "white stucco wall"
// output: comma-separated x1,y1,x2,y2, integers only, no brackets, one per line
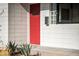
0,3,8,48
40,3,79,50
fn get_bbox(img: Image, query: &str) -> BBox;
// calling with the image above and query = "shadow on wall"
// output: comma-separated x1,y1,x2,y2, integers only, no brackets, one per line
20,3,30,12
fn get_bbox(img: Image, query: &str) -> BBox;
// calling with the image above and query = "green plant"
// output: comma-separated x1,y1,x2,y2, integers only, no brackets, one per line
19,44,31,56
19,44,41,56
8,41,18,56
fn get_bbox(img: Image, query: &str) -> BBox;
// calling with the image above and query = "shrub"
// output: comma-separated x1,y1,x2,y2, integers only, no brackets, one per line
7,41,18,56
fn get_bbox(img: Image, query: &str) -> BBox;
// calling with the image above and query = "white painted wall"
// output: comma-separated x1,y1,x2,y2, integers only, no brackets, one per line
40,3,79,50
9,3,29,45
0,3,8,48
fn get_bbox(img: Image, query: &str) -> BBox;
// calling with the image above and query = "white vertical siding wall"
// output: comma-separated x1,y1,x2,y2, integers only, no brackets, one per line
40,3,79,50
9,3,29,45
0,3,8,48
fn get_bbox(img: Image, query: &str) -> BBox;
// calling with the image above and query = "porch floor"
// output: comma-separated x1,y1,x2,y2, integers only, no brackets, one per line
31,45,79,56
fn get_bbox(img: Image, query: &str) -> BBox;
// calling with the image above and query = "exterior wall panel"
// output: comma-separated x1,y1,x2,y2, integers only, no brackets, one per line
9,3,29,45
0,3,8,48
40,3,79,50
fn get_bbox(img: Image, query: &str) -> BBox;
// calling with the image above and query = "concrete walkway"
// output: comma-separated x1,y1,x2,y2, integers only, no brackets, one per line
31,45,79,56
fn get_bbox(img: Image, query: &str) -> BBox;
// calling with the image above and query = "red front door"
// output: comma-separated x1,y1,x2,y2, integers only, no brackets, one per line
30,4,40,45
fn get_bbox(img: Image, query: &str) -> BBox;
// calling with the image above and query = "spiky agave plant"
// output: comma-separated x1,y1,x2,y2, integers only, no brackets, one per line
19,44,31,56
19,44,41,56
8,41,18,56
